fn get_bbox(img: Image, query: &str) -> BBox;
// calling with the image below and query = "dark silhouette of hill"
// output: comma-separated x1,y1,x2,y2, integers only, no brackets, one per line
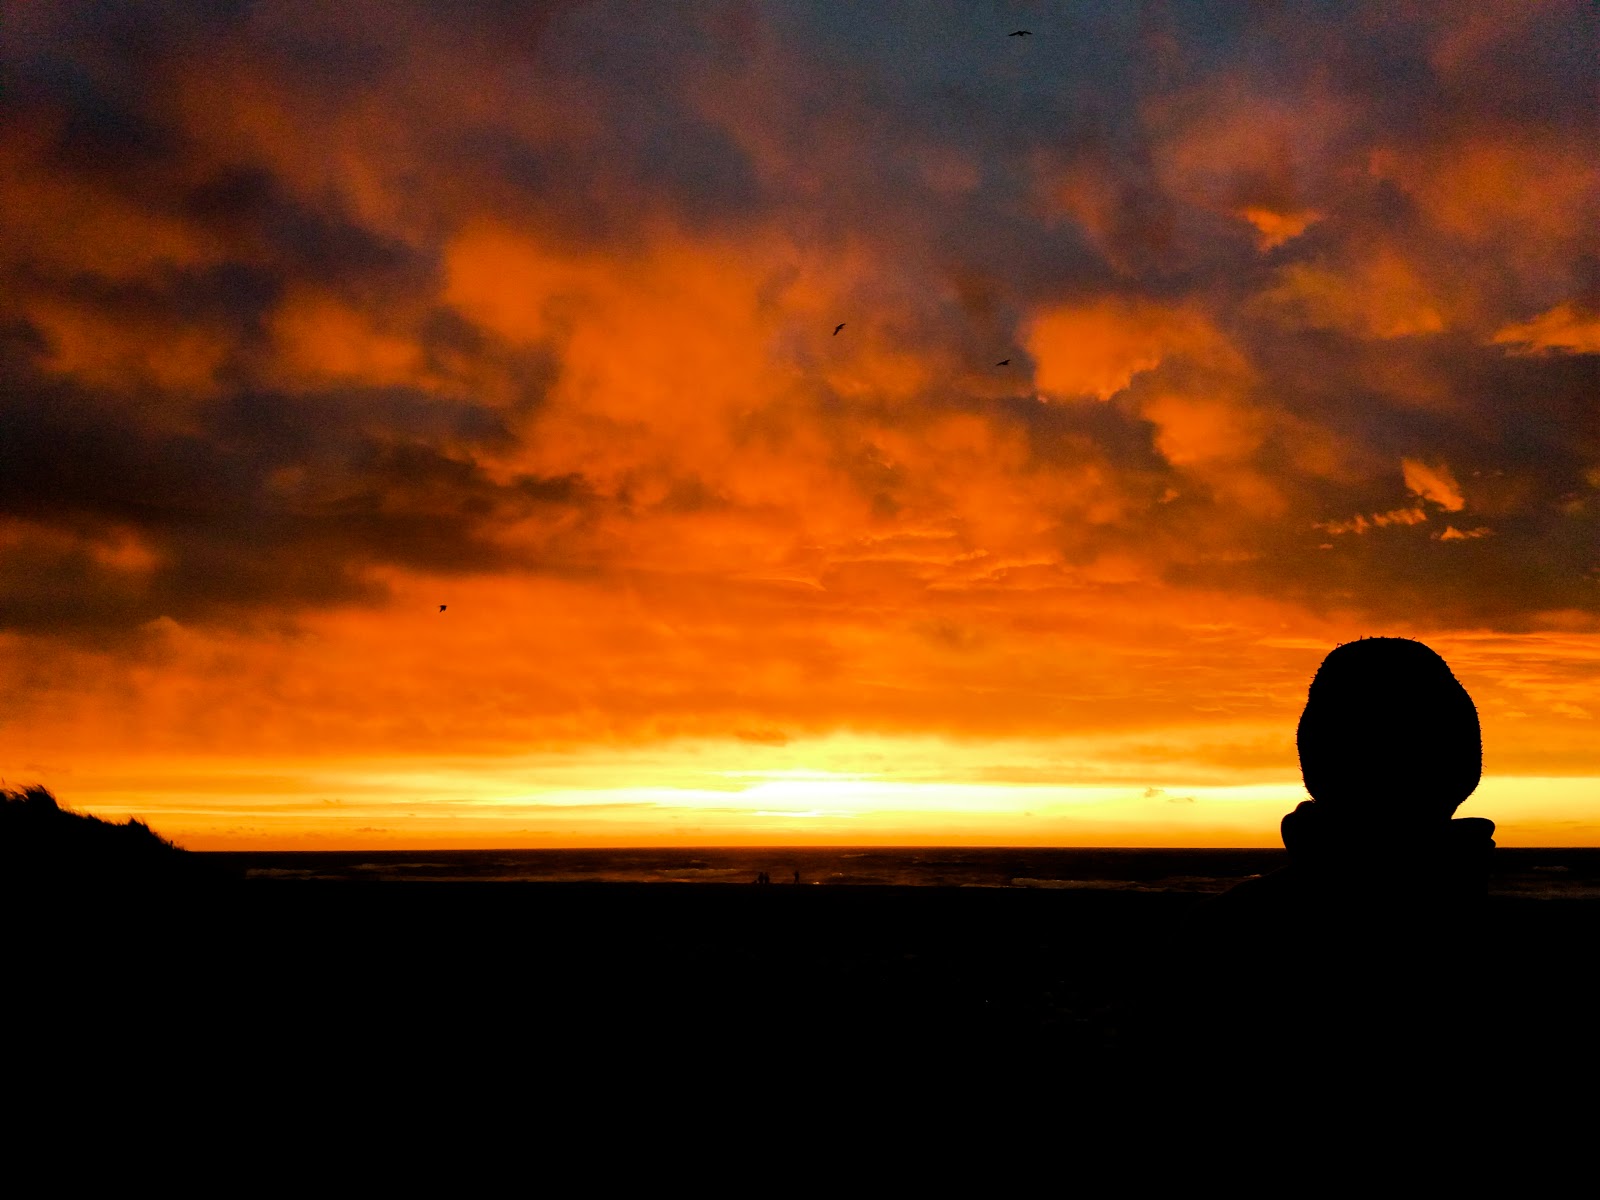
1,784,226,887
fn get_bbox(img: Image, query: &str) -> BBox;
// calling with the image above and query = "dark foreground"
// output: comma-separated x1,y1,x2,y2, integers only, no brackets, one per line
19,881,1599,1110
13,790,1594,1156
28,882,1195,1065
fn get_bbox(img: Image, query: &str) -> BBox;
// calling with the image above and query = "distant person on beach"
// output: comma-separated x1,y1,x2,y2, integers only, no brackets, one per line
1182,637,1496,1069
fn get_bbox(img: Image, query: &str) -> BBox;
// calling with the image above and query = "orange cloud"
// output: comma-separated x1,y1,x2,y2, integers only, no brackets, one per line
1142,391,1265,467
1315,506,1429,536
1025,300,1236,401
1402,459,1466,512
1262,250,1446,339
1144,69,1350,269
1237,206,1323,251
1492,303,1600,356
1370,137,1594,251
444,225,602,348
21,296,230,399
270,291,428,389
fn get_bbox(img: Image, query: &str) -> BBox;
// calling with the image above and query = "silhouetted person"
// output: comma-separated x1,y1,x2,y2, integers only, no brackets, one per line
1179,637,1496,1077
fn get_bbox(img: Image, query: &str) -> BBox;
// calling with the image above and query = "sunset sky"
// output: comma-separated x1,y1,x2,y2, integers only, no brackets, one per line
2,1,1596,849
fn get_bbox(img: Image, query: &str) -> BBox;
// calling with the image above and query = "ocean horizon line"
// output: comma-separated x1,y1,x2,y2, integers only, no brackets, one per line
196,844,1600,898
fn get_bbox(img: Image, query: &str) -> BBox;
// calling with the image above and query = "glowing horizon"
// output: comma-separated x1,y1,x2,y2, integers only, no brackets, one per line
22,744,1600,851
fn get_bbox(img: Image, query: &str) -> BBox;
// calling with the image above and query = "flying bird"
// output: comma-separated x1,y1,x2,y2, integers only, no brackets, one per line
834,323,845,335
439,605,447,613
1009,30,1032,37
996,359,1010,366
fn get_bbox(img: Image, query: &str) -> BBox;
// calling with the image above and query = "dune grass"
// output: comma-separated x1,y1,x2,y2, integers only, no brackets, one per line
1,784,215,885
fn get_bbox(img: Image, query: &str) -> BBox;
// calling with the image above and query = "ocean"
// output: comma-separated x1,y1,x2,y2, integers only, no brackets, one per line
204,844,1600,897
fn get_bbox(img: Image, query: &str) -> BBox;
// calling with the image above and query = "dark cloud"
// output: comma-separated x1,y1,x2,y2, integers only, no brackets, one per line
0,329,587,637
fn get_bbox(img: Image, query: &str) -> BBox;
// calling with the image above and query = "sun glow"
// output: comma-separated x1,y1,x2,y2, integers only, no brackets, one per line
17,731,1595,850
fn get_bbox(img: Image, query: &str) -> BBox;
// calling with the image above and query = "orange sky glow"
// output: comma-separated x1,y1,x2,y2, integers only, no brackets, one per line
2,2,1596,848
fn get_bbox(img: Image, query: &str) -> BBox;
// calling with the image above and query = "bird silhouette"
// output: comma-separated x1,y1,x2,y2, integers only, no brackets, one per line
996,359,1010,366
438,605,447,613
834,323,845,335
1009,30,1032,37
